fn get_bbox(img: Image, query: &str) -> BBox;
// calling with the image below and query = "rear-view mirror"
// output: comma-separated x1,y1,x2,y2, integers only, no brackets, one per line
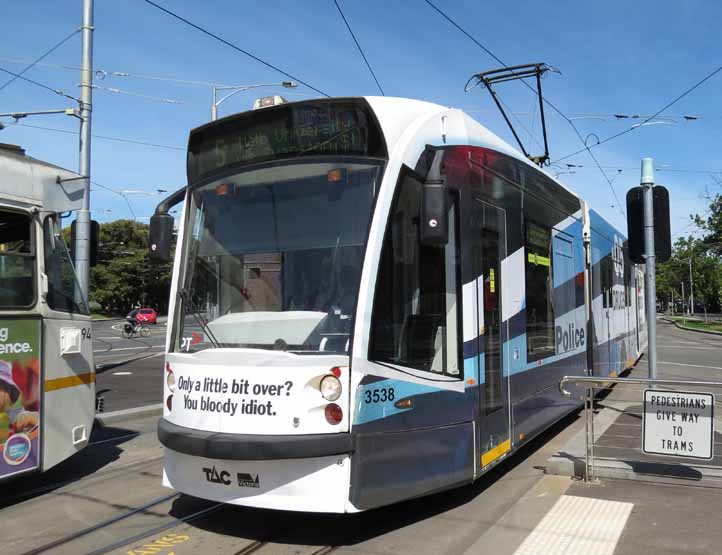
149,214,174,262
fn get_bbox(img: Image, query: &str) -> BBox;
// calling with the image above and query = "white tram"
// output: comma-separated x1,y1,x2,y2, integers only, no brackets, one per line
151,97,646,512
0,143,96,482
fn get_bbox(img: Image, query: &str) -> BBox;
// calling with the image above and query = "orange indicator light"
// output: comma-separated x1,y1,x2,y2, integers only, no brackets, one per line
327,168,345,183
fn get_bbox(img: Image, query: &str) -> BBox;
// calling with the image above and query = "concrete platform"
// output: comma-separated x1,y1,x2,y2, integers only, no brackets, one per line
546,320,722,485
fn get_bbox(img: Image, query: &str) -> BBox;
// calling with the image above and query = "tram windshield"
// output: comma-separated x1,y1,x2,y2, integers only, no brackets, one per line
0,210,34,307
177,159,383,354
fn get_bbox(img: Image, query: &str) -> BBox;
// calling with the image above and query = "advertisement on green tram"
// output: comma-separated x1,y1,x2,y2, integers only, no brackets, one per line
0,318,41,479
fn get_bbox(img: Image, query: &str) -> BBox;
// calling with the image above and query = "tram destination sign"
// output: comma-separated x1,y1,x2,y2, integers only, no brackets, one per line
188,99,386,182
642,389,714,460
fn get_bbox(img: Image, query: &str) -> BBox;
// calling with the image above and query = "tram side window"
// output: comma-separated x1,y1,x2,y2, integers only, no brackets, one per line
369,171,460,376
525,221,555,362
601,254,613,309
0,210,34,307
43,217,89,314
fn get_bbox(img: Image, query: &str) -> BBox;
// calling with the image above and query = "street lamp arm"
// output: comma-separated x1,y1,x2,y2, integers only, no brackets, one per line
211,81,296,120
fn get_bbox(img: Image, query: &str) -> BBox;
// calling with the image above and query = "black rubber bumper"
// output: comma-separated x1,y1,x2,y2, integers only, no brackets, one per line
157,418,354,461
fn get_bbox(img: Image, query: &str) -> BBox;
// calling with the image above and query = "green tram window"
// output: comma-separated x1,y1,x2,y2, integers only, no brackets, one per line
525,220,555,362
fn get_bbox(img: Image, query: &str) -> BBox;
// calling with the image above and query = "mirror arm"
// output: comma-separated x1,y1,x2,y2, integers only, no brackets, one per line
154,186,187,217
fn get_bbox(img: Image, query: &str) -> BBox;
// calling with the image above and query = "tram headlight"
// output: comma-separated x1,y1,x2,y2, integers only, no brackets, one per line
320,375,342,401
166,370,175,392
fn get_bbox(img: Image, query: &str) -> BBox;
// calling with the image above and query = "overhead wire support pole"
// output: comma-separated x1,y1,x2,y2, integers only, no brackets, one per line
75,0,94,302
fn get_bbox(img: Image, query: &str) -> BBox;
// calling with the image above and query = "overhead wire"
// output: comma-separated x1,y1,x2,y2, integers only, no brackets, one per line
333,0,384,95
140,0,330,98
0,29,80,93
553,62,722,164
423,0,625,216
91,181,138,220
90,84,184,104
0,65,80,103
3,121,185,151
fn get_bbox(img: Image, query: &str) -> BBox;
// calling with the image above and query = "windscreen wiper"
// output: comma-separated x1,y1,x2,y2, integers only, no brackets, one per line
178,288,222,348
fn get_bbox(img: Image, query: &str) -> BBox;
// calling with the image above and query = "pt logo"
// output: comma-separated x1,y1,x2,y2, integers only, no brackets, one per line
203,466,231,485
237,472,260,488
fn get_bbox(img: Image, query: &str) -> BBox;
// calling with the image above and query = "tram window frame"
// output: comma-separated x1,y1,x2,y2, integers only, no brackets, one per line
369,167,462,377
43,215,89,315
525,219,555,362
0,209,36,309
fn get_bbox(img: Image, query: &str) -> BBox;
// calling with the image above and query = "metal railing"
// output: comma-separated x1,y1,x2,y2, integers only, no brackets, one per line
559,375,722,482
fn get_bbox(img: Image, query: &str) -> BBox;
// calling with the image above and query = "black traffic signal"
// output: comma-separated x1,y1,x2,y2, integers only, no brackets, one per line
70,220,100,267
626,185,671,264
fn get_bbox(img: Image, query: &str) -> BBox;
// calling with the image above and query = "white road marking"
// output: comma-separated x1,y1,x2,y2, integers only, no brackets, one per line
659,344,722,350
513,495,633,555
112,371,133,375
639,360,722,371
93,345,165,353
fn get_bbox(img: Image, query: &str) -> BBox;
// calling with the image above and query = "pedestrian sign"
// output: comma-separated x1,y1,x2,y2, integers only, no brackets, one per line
642,389,714,460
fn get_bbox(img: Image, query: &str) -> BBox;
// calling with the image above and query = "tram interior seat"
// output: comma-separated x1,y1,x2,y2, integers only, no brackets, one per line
399,314,444,368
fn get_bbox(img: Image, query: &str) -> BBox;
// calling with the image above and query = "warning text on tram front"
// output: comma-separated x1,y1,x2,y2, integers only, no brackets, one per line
642,389,714,460
176,375,293,418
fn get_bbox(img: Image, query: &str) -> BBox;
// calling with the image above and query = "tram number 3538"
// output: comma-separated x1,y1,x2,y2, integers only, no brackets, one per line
364,387,395,404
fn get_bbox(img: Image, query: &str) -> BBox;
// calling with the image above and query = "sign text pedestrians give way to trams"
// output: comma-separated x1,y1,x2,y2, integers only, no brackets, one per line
643,389,714,460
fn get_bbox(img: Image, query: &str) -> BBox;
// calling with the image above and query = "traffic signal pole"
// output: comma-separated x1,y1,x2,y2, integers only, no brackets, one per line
642,157,657,380
74,0,94,301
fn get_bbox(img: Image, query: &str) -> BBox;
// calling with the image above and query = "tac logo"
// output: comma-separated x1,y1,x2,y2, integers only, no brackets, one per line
555,322,585,353
612,235,624,278
237,472,260,488
203,466,231,485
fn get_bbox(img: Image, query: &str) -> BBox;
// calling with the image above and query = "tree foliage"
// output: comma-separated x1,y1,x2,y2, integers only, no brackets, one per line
657,188,722,312
66,220,173,315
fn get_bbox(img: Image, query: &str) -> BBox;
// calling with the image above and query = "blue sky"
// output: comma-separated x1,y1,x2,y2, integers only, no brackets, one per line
2,0,721,237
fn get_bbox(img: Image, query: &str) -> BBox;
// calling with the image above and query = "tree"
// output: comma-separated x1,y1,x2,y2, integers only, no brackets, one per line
693,185,722,256
78,220,173,314
658,183,722,312
657,236,722,312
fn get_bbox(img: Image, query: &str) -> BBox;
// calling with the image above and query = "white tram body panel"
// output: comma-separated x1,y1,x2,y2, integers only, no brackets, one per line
157,97,645,512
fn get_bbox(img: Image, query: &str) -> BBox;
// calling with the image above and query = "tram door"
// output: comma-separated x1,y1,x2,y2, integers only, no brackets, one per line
472,200,510,469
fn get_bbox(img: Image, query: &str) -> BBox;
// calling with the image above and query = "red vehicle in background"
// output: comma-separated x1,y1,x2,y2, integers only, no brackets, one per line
136,308,158,324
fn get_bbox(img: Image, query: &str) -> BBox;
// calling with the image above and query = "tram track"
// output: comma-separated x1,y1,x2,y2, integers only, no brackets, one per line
16,492,180,555
233,542,336,555
80,500,225,555
1,451,164,510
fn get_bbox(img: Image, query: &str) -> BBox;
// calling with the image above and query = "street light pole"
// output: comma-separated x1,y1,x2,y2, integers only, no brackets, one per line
681,281,685,315
689,257,694,316
211,85,218,121
210,81,297,121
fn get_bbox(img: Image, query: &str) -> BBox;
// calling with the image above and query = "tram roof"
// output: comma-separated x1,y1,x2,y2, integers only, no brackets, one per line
0,144,84,212
361,96,582,202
